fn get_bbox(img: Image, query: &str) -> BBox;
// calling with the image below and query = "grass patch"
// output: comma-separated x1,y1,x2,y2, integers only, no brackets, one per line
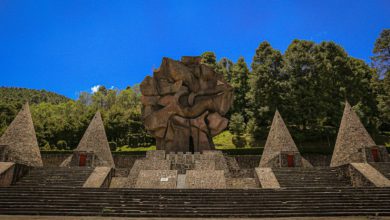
116,145,156,152
213,131,253,149
213,131,236,149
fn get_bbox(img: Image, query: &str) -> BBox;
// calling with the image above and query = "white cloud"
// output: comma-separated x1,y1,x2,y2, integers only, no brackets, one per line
91,85,101,93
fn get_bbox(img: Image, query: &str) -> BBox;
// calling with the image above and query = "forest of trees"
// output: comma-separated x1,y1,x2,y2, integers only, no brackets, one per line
203,29,390,148
0,86,154,150
0,29,389,151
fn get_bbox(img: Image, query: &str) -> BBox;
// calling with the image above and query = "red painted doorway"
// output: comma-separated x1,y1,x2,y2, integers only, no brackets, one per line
79,154,87,166
371,148,379,162
287,155,294,167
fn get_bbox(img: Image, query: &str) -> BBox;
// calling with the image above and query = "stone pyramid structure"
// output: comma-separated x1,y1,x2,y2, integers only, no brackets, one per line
75,111,115,167
0,103,43,167
259,110,311,168
330,101,376,167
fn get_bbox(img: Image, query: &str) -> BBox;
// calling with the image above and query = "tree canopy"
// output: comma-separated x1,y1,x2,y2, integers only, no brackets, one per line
1,30,390,150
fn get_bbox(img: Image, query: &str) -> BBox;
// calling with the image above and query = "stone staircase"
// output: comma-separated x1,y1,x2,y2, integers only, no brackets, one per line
0,187,389,217
370,162,390,179
12,167,94,187
272,167,351,187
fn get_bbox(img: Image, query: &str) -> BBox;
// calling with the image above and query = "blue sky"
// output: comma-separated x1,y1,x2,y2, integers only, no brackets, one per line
0,0,389,99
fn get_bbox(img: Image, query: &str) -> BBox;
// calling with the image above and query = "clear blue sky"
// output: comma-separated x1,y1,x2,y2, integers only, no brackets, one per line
0,0,389,99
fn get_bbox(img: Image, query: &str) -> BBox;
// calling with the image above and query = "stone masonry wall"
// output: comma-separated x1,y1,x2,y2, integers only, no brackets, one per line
42,153,336,168
42,154,142,168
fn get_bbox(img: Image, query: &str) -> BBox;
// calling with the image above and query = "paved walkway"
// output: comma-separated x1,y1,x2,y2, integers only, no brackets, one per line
0,216,388,220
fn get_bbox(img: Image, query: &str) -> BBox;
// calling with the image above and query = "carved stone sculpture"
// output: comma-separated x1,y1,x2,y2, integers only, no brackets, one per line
140,56,233,152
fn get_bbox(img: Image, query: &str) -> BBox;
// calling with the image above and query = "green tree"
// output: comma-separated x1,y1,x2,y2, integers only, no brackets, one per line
217,58,234,83
372,29,390,77
200,51,217,69
247,41,284,141
230,57,250,121
282,40,318,130
282,40,378,144
372,29,390,130
229,113,246,148
0,103,18,136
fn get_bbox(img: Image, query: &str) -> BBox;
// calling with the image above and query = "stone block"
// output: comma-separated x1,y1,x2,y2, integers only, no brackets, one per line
109,177,127,188
127,159,171,187
254,167,280,189
0,162,15,187
194,160,215,170
167,152,176,161
146,150,166,160
194,152,201,160
350,163,390,187
185,170,226,189
135,170,177,189
177,154,185,164
83,167,113,188
130,159,170,175
200,150,229,172
185,153,193,163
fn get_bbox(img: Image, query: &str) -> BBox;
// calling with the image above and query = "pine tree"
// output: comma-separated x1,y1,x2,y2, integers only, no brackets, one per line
230,57,250,120
200,51,217,69
247,41,284,142
217,58,234,83
282,40,318,130
372,29,390,78
372,29,390,130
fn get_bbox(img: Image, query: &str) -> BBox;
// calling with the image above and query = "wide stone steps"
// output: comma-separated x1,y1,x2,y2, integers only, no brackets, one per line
272,167,351,187
0,187,389,217
370,162,390,179
12,167,94,187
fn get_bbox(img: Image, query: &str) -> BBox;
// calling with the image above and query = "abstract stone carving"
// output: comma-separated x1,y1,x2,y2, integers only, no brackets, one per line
0,103,43,167
140,56,233,152
259,110,312,168
330,101,377,167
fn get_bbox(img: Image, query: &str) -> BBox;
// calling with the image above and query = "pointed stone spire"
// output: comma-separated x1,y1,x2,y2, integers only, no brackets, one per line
330,101,375,167
259,110,300,167
75,111,115,167
0,103,43,167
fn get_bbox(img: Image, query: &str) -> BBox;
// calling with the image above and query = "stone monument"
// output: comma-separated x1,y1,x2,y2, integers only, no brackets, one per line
259,110,312,168
126,150,229,189
61,111,115,168
140,56,233,153
0,103,43,167
330,101,389,167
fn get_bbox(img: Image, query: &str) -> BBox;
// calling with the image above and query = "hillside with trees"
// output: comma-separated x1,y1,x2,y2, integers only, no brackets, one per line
0,29,389,152
0,87,70,105
0,87,71,138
